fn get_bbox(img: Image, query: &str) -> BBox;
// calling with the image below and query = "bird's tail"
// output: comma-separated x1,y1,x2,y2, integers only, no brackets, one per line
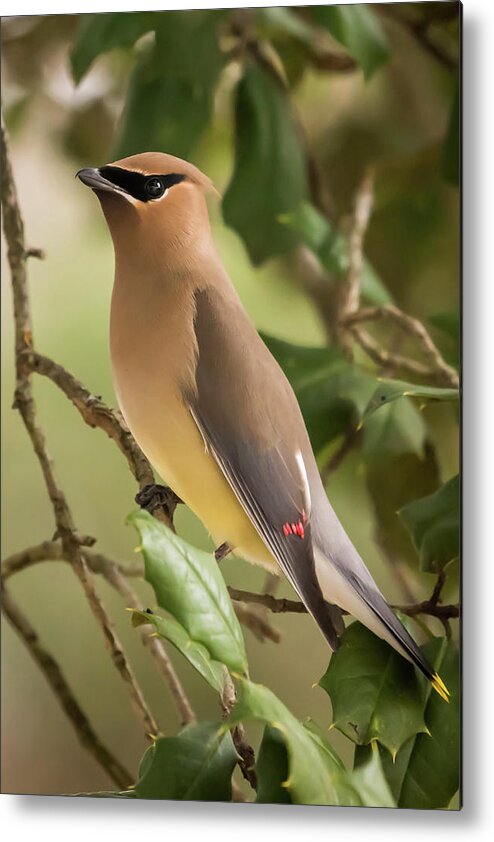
313,545,450,702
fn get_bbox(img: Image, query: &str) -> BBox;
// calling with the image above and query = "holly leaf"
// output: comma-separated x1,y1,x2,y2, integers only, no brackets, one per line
131,609,225,692
362,396,427,459
355,638,460,809
223,64,308,265
128,510,247,675
364,443,442,568
256,725,292,804
261,333,375,453
229,678,345,805
362,379,458,421
135,721,238,801
348,747,395,808
319,622,427,757
399,475,460,573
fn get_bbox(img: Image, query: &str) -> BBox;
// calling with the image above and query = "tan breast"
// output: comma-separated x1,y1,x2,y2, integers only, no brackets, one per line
109,266,276,572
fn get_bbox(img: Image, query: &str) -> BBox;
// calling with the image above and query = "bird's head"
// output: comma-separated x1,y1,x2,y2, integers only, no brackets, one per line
76,152,218,265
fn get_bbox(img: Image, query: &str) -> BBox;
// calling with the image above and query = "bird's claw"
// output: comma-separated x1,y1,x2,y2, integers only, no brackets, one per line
135,483,183,518
214,542,232,562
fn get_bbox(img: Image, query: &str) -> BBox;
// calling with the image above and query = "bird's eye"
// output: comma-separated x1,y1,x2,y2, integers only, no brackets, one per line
144,177,165,199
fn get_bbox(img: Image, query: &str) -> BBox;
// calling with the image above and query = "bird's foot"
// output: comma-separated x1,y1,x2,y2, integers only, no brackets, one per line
135,484,183,519
214,542,232,562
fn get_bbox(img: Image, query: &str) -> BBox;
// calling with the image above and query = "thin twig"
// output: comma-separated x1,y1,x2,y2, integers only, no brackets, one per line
349,325,443,382
2,541,196,726
227,586,459,622
221,671,257,791
233,602,281,644
342,169,375,317
376,3,458,71
102,567,197,727
2,541,142,581
228,588,307,614
344,305,459,388
3,588,132,791
21,350,174,529
2,116,158,742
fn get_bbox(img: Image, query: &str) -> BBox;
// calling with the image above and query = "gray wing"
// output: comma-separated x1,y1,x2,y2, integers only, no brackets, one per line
186,287,342,649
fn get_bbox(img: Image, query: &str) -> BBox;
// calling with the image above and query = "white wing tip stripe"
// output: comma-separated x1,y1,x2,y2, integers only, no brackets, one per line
295,449,311,518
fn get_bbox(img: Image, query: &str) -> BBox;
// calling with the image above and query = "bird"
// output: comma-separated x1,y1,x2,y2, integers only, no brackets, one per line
76,152,448,701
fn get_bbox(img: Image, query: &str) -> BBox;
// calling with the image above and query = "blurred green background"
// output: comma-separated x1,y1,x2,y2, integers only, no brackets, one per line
1,4,459,796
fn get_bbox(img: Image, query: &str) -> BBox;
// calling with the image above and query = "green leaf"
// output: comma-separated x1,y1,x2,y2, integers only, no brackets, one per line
364,444,442,568
223,64,308,265
429,311,460,368
428,311,459,344
114,50,212,160
230,678,344,805
256,725,292,804
70,12,157,83
348,748,395,808
233,679,395,806
281,202,392,305
135,722,238,801
362,378,458,421
399,475,460,573
310,5,389,79
442,79,460,186
355,638,459,809
128,510,248,675
319,622,428,757
154,10,224,88
259,6,318,45
114,11,224,159
131,609,225,692
261,333,375,453
362,397,427,459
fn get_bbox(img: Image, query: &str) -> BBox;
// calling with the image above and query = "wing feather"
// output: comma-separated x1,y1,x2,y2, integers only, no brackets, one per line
187,287,341,649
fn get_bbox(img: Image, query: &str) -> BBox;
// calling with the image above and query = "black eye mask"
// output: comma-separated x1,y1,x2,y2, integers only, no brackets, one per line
98,166,187,202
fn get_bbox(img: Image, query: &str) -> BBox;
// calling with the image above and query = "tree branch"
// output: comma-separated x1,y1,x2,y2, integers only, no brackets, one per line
2,115,158,743
344,305,459,388
227,586,459,623
22,349,174,529
341,168,375,319
221,671,257,792
3,588,133,791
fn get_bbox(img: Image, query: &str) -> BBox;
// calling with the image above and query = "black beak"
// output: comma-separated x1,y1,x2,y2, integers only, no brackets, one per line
76,168,129,197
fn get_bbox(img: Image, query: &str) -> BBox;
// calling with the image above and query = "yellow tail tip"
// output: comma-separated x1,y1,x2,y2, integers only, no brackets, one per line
431,673,450,702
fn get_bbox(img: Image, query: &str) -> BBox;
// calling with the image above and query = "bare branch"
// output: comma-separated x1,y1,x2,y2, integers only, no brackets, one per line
102,567,197,727
233,602,281,644
2,116,158,742
349,324,441,381
221,671,257,791
344,305,459,388
342,168,375,317
3,588,132,791
2,541,142,581
376,3,458,71
228,586,459,623
228,587,307,614
2,541,196,726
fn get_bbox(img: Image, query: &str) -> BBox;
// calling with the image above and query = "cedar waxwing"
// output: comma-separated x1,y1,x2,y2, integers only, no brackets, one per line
77,152,448,700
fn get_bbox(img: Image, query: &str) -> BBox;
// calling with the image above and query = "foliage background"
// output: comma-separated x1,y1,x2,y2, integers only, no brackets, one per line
1,3,459,800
